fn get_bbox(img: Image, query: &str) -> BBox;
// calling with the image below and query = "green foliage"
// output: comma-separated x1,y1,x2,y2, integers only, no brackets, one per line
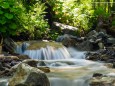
48,30,60,40
93,7,110,18
0,0,23,36
48,0,93,34
19,1,49,39
0,0,49,39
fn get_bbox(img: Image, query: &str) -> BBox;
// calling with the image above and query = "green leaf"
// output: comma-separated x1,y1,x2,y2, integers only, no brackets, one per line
0,18,6,24
0,10,3,14
5,13,13,19
10,7,17,12
9,23,17,29
1,2,9,9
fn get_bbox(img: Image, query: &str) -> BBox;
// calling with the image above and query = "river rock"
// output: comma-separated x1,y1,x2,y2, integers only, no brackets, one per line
37,67,50,73
17,55,30,60
107,38,115,44
22,59,39,67
86,30,98,37
52,22,78,34
56,34,83,47
89,73,115,86
8,63,50,86
3,38,17,54
0,55,21,77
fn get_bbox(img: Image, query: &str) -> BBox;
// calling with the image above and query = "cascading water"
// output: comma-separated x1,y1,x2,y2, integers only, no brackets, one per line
15,41,113,86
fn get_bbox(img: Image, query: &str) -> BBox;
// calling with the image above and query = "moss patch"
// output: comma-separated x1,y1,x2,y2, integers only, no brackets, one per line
26,41,63,50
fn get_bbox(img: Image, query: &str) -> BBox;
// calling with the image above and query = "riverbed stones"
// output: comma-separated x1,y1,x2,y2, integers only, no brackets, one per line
56,34,83,47
89,73,115,86
0,55,21,77
86,45,115,62
8,63,50,86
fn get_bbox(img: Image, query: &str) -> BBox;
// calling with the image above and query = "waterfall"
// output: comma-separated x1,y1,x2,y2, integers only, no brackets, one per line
15,41,111,86
15,41,85,60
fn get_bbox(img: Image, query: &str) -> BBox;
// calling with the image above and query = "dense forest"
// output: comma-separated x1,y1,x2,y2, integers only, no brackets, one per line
0,0,115,43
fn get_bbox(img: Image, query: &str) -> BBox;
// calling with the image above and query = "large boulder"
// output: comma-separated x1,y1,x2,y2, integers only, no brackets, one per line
8,62,50,86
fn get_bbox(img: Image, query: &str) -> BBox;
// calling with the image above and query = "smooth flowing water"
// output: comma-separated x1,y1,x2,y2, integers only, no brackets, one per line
15,41,114,86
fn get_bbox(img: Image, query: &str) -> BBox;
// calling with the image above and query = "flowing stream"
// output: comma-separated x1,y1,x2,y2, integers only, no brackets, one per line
15,41,115,86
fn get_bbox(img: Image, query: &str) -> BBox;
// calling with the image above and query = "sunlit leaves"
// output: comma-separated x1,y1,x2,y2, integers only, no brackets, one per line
0,0,22,36
1,2,9,9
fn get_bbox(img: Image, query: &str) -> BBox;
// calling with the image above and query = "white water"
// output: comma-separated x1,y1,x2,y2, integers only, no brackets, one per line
15,41,114,86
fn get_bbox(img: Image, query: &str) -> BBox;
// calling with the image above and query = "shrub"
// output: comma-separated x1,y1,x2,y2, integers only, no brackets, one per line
0,0,49,40
0,0,23,36
47,0,93,35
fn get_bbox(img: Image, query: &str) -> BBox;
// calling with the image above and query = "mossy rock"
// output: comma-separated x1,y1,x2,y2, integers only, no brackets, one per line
26,41,63,50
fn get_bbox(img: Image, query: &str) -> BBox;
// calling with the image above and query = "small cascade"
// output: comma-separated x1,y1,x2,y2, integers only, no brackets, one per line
15,41,112,86
15,41,75,60
23,46,71,60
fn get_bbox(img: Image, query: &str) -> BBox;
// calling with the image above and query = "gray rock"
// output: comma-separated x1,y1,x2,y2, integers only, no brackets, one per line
3,38,17,54
86,30,98,38
52,22,78,34
107,38,115,44
89,75,115,86
8,63,50,86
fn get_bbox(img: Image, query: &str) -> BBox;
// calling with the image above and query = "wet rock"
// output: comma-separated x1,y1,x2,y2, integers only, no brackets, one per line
22,59,38,67
38,67,50,73
93,73,103,77
3,38,17,54
56,34,82,47
0,55,21,77
104,63,113,68
78,30,115,51
86,46,115,62
77,40,94,51
86,30,98,37
98,42,104,49
17,55,30,60
38,61,47,66
0,55,19,60
8,63,50,86
90,73,115,86
107,38,115,44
